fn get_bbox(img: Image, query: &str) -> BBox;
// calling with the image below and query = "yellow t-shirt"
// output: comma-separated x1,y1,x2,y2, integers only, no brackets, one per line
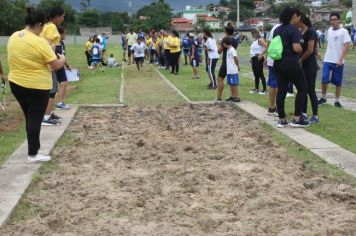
146,37,152,47
85,41,92,51
163,35,173,50
40,22,60,46
169,37,181,53
126,33,137,46
8,30,57,90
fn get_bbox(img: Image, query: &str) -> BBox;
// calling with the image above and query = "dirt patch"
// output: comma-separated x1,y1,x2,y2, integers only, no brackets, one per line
0,96,23,133
1,105,356,235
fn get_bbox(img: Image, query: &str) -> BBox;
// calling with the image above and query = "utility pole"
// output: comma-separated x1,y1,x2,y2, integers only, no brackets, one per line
353,0,356,26
236,0,240,28
128,0,133,17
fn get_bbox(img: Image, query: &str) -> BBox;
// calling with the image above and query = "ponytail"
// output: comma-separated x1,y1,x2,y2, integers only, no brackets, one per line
25,7,46,27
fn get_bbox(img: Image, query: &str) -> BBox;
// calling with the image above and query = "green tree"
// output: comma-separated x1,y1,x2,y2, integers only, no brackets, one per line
101,12,130,31
196,18,208,30
267,2,310,18
78,9,101,27
0,0,28,35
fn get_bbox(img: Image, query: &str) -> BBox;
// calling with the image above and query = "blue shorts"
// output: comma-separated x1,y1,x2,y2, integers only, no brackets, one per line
227,74,239,86
183,48,190,55
190,58,200,67
91,59,101,65
322,62,344,86
267,66,278,88
122,43,127,50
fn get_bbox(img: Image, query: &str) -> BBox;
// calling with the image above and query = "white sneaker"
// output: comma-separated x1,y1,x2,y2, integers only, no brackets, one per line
286,93,294,98
27,154,51,163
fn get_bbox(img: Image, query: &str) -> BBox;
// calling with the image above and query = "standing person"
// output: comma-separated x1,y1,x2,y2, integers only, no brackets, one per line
168,30,181,75
250,29,267,95
316,28,321,48
298,14,319,124
56,25,71,110
8,7,65,162
189,33,200,79
318,12,351,108
163,31,172,70
157,31,165,69
126,29,137,65
216,25,238,100
84,36,93,68
121,31,127,62
273,7,309,128
352,25,356,49
203,29,219,90
182,32,191,65
130,37,147,71
266,23,281,115
320,30,326,49
90,38,103,72
40,6,65,126
223,37,241,102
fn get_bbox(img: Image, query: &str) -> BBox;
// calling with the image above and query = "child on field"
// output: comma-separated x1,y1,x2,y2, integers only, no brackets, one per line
90,38,103,72
107,54,118,67
130,37,147,71
222,37,241,102
189,33,200,79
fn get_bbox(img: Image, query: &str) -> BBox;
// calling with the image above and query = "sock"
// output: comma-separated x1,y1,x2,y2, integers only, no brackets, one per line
44,115,50,120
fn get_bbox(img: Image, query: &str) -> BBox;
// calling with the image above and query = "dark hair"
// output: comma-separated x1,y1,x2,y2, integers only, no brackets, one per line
110,54,114,57
251,29,260,38
225,26,234,36
172,30,179,38
25,7,46,27
279,7,301,25
95,38,100,43
300,13,312,27
203,29,213,38
49,6,65,19
57,25,66,34
330,12,340,20
222,37,232,46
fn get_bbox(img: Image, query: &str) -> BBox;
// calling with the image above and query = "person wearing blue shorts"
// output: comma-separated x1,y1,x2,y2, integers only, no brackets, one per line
318,12,351,108
189,33,200,79
182,32,191,65
220,37,240,102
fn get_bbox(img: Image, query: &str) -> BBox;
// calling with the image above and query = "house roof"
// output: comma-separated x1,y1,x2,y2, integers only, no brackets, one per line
196,15,220,22
172,18,193,24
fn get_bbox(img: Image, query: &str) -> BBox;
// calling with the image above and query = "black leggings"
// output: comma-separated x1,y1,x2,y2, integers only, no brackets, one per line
302,61,318,116
251,56,266,91
10,82,49,156
170,52,180,73
208,58,218,87
164,49,171,69
85,51,91,66
274,60,307,119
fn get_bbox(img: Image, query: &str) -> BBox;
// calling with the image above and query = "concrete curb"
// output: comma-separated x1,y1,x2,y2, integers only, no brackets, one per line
0,106,78,226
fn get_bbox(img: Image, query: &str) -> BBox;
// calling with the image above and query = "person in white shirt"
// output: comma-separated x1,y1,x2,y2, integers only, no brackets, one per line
266,23,281,115
126,29,138,65
222,37,240,102
107,54,118,68
203,29,219,90
130,37,147,71
250,29,268,95
318,12,351,108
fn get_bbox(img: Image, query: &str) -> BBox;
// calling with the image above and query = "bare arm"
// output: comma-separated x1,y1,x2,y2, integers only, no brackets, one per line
234,56,240,71
0,60,7,81
337,43,349,67
292,43,303,54
258,38,268,60
300,39,315,63
48,54,66,70
218,44,224,54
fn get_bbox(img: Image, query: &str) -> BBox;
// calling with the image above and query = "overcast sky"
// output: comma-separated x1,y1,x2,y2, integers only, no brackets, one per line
30,0,220,12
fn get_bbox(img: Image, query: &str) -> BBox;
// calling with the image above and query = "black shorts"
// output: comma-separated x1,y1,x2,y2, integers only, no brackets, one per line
128,45,132,56
218,63,227,78
56,68,67,83
135,57,144,64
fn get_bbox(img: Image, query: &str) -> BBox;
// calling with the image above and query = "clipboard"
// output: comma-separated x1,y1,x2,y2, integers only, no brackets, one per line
65,68,80,82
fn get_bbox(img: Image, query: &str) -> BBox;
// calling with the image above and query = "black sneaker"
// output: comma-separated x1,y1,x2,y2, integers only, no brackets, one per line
334,101,343,108
276,119,288,128
267,107,277,115
291,118,310,128
231,97,241,103
42,117,61,126
50,113,62,121
207,83,212,88
318,98,327,105
225,97,233,102
209,86,217,90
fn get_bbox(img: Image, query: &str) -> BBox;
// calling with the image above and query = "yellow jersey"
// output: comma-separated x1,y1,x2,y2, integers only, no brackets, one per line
40,22,60,46
163,35,173,50
169,37,181,53
8,29,57,90
126,32,137,46
85,41,92,51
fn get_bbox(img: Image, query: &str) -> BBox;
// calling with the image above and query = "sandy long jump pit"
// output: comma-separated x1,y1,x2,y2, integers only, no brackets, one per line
1,104,355,235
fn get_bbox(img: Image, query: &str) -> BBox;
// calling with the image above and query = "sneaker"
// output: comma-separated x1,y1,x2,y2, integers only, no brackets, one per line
209,85,217,90
27,153,51,163
250,89,259,94
225,97,234,102
214,97,223,102
56,102,70,110
291,118,310,128
334,101,343,108
286,93,294,98
276,119,288,128
42,117,61,126
259,90,267,95
207,83,212,88
267,107,277,115
50,113,62,121
309,115,319,124
318,98,327,105
302,113,308,120
231,97,241,102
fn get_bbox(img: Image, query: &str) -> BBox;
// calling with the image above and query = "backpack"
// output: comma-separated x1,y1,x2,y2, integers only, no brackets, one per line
267,35,283,60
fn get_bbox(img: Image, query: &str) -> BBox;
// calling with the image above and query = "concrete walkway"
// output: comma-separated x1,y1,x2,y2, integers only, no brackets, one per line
315,90,356,112
0,106,77,225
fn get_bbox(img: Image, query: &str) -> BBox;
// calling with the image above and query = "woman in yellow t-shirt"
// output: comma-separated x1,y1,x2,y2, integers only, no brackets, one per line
168,30,182,75
7,7,66,163
85,36,94,67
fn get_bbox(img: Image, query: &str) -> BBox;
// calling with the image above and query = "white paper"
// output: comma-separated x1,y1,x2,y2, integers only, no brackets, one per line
65,68,80,82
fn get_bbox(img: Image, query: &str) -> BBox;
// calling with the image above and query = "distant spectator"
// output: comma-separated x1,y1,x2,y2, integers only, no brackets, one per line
85,36,94,67
107,54,119,68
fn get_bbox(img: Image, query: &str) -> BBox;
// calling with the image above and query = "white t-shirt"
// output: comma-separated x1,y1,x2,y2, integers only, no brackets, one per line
324,27,351,64
267,24,281,67
204,38,219,59
107,57,117,67
130,43,146,58
250,39,265,57
226,47,238,75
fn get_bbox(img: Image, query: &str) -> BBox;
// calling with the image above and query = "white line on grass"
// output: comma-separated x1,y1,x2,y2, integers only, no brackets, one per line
119,63,125,104
153,67,191,103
